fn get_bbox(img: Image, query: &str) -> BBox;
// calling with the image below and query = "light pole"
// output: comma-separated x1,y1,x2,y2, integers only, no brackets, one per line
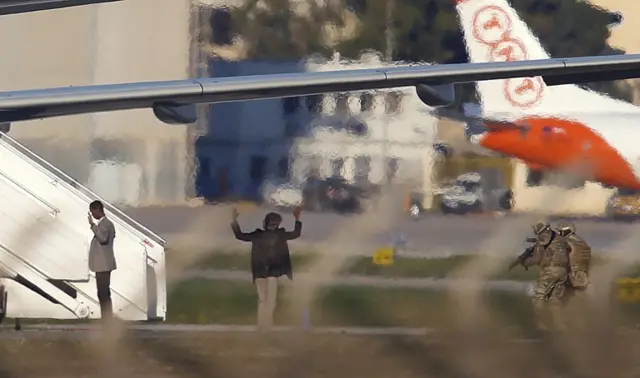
187,3,210,200
384,0,394,63
382,0,394,186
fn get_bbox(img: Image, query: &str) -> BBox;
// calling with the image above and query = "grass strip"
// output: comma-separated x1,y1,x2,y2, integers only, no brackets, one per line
170,250,640,281
14,278,640,331
166,278,640,330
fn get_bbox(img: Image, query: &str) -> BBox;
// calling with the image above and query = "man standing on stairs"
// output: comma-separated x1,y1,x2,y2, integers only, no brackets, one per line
88,200,117,322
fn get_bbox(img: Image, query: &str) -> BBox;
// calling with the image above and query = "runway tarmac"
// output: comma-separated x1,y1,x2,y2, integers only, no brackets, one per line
5,322,638,344
124,205,640,255
13,323,433,338
3,323,636,378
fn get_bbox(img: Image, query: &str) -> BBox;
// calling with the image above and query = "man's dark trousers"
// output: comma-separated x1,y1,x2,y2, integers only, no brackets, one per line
95,271,113,319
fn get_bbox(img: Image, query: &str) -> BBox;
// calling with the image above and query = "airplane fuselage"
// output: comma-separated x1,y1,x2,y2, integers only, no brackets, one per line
468,113,640,190
455,0,640,192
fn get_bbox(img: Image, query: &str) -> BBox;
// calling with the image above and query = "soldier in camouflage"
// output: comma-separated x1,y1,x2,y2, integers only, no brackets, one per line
519,221,570,332
557,222,591,289
557,222,591,329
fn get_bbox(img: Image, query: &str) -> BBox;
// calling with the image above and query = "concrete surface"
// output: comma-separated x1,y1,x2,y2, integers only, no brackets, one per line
124,205,640,255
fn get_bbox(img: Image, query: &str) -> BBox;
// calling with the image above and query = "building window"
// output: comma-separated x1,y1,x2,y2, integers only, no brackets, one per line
282,97,299,116
385,91,402,114
353,155,371,185
210,8,233,46
526,168,544,187
335,93,349,114
306,95,323,114
360,93,373,112
277,157,289,179
250,155,268,184
385,157,398,183
331,158,344,177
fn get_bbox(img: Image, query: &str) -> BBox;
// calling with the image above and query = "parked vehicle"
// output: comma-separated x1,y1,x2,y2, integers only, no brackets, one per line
439,171,513,214
606,188,640,220
262,175,378,213
261,179,304,209
302,175,378,213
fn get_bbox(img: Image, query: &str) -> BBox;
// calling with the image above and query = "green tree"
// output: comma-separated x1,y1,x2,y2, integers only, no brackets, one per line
229,0,345,60
514,0,630,101
337,0,631,103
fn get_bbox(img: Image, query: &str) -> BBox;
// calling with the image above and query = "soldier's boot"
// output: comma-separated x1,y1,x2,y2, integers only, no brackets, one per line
531,298,550,332
548,299,567,332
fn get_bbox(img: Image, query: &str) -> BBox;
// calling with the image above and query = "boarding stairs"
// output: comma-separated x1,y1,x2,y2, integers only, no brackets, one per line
0,132,166,323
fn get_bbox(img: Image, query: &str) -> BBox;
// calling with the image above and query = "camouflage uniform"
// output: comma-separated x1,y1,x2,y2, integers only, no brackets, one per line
521,222,570,331
558,222,591,329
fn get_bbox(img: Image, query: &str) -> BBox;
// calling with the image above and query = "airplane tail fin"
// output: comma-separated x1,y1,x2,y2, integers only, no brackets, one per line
454,0,636,117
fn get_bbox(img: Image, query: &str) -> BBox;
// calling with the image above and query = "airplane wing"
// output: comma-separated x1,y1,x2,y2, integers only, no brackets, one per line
2,54,640,125
0,0,121,16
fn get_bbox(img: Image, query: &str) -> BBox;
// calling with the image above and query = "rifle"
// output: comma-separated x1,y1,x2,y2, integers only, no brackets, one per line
508,246,534,271
507,237,538,271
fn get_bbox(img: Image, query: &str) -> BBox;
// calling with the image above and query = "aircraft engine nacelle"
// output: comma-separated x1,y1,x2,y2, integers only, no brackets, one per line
414,83,455,108
152,103,198,125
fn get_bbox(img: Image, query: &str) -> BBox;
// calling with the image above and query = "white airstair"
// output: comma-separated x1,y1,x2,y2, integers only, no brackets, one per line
0,132,166,323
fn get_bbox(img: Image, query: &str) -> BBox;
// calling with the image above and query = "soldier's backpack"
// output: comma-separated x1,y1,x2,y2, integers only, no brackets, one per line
567,234,591,289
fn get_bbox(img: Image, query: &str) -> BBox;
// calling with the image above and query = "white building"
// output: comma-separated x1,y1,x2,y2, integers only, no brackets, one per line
197,52,440,201
294,53,439,186
0,0,442,207
0,0,369,207
0,0,195,207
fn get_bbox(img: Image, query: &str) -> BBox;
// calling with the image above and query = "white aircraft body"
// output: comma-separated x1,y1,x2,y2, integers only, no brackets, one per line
455,0,640,190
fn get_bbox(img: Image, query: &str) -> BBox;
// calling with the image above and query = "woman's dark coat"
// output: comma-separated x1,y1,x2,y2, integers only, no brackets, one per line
231,220,302,281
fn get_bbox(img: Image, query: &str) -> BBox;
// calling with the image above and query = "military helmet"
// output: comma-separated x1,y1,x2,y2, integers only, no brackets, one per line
557,222,575,236
532,221,551,235
263,212,283,229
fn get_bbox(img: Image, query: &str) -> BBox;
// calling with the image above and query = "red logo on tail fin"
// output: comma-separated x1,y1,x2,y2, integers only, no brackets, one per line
472,5,512,45
489,39,527,62
471,5,545,108
504,77,544,108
